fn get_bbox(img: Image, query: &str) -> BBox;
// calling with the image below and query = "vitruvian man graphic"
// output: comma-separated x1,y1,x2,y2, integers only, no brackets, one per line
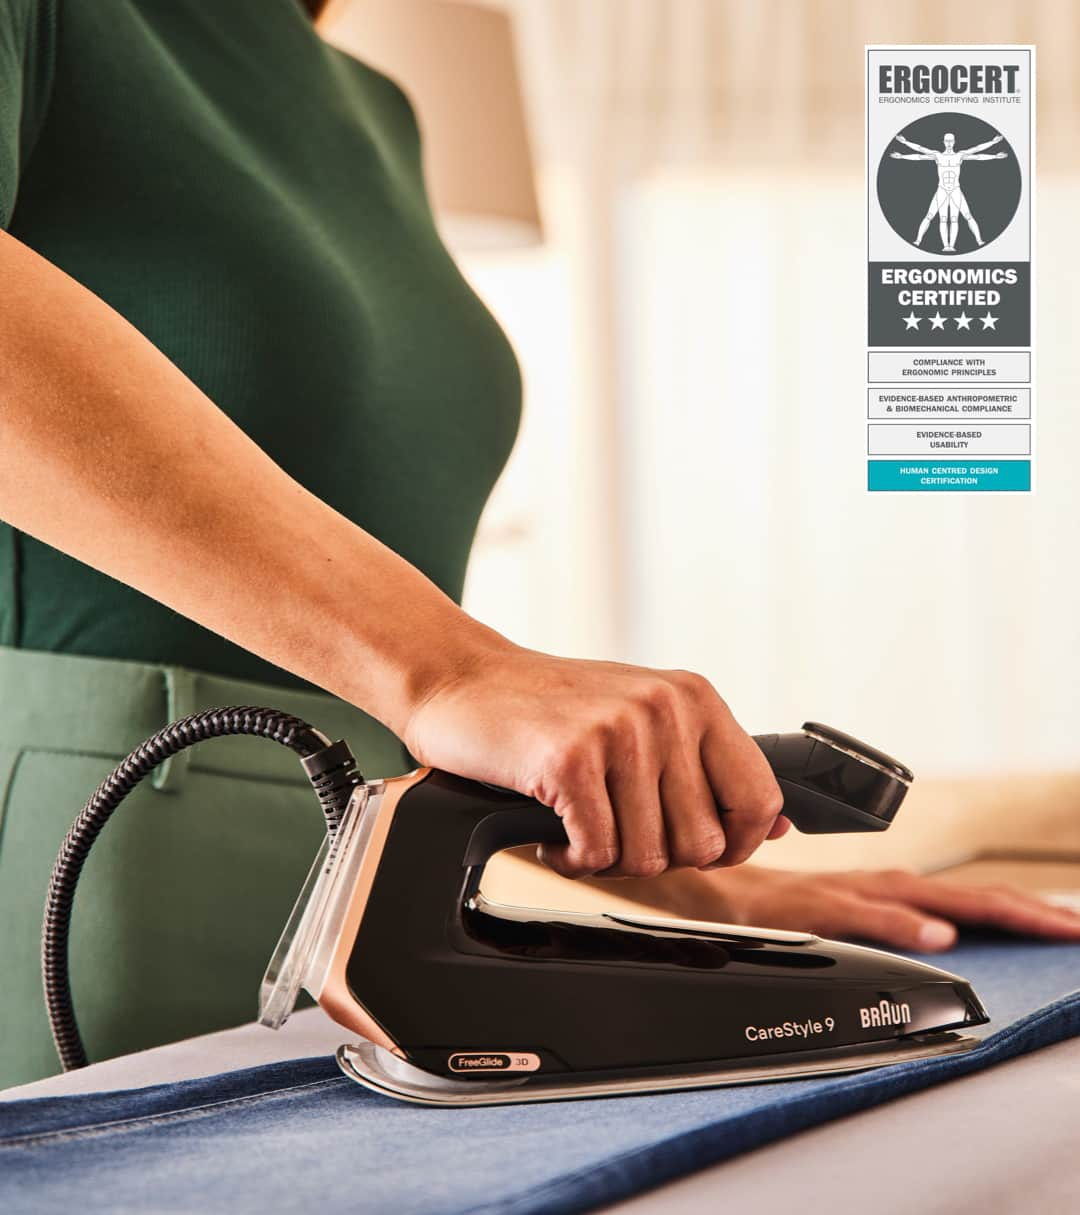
890,133,1009,252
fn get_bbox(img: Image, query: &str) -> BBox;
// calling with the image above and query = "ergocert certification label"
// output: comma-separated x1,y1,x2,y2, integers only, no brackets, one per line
865,46,1035,493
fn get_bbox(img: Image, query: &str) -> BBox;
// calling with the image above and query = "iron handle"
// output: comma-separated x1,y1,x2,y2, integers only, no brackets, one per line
461,725,911,866
463,802,569,867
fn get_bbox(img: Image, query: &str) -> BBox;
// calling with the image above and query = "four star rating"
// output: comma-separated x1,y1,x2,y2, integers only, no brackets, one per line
902,310,998,331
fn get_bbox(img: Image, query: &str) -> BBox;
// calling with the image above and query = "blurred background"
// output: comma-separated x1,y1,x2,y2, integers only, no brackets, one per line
323,0,1080,877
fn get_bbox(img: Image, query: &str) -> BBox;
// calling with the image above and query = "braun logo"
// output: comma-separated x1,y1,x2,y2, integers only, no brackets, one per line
859,1000,912,1029
879,65,1019,96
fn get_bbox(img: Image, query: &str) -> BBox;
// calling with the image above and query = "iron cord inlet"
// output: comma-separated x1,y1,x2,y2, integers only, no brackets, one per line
42,705,361,1073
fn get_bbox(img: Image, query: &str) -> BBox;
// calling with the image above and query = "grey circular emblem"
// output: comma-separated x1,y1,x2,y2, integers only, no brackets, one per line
876,112,1021,256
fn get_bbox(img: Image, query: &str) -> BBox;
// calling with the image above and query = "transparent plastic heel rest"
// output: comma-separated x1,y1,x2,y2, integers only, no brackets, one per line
259,780,383,1029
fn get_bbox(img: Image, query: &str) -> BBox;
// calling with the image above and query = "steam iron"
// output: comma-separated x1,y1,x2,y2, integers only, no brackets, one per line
260,723,990,1106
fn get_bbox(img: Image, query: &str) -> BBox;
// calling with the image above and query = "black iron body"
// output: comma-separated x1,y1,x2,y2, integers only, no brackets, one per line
47,706,983,1097
346,731,987,1085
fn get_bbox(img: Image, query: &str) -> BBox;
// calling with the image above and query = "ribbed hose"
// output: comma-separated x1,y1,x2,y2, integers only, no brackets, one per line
42,706,362,1072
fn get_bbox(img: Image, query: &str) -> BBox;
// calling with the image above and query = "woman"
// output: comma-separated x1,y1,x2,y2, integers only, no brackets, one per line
1,0,1075,1090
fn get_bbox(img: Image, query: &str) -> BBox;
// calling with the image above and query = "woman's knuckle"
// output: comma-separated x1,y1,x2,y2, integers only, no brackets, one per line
612,706,646,748
589,715,619,750
676,831,726,868
548,734,602,785
638,678,678,719
759,785,785,819
693,846,727,869
675,669,714,703
618,852,666,879
546,746,581,786
582,845,619,872
735,785,782,823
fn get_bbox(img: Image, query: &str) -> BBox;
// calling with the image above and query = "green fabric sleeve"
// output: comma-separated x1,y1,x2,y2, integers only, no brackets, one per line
0,0,55,228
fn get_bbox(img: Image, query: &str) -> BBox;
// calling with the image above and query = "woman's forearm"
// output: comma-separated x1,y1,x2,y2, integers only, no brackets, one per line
0,230,504,733
0,230,789,879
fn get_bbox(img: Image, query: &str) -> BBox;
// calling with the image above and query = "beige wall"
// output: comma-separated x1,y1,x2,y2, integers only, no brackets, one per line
332,0,1080,876
463,1,1080,846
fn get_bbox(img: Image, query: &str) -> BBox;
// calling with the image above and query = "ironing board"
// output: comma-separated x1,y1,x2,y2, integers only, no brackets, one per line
2,938,1079,1215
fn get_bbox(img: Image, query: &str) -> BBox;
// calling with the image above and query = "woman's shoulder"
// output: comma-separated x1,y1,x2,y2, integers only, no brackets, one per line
322,39,423,149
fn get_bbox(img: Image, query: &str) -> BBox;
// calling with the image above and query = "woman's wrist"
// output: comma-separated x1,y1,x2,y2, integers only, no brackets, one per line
322,561,517,741
387,612,517,742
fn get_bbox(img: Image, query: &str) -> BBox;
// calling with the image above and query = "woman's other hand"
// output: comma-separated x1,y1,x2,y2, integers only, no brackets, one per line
698,866,1080,952
403,644,789,879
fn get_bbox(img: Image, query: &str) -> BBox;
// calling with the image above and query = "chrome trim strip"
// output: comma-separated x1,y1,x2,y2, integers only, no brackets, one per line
336,1035,982,1107
469,893,816,945
605,911,815,944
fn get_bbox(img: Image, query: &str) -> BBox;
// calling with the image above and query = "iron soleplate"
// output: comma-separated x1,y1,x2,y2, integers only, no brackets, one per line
335,1032,983,1107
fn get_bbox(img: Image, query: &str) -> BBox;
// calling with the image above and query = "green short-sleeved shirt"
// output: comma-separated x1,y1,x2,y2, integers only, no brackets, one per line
0,0,522,689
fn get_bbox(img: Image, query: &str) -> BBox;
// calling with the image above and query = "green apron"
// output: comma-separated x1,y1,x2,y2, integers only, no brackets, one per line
0,645,409,1088
0,0,519,1087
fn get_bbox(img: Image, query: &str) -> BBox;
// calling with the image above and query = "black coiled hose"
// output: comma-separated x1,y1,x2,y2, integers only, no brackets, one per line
42,705,362,1071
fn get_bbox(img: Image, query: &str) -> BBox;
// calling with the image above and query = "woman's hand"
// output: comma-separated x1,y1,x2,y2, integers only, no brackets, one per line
693,865,1080,952
403,644,789,879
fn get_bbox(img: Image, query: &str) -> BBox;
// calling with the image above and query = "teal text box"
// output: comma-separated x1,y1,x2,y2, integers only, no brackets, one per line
868,460,1031,492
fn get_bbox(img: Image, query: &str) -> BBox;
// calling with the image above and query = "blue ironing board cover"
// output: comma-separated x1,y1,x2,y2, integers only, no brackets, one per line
2,938,1078,1214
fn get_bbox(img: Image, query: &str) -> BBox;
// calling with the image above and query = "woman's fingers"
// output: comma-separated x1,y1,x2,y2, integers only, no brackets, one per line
407,647,787,880
865,871,1080,939
817,894,958,952
802,870,1080,949
766,815,793,840
537,774,620,879
698,699,785,868
658,753,727,869
533,670,783,877
695,864,1080,953
602,746,668,878
698,867,965,949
